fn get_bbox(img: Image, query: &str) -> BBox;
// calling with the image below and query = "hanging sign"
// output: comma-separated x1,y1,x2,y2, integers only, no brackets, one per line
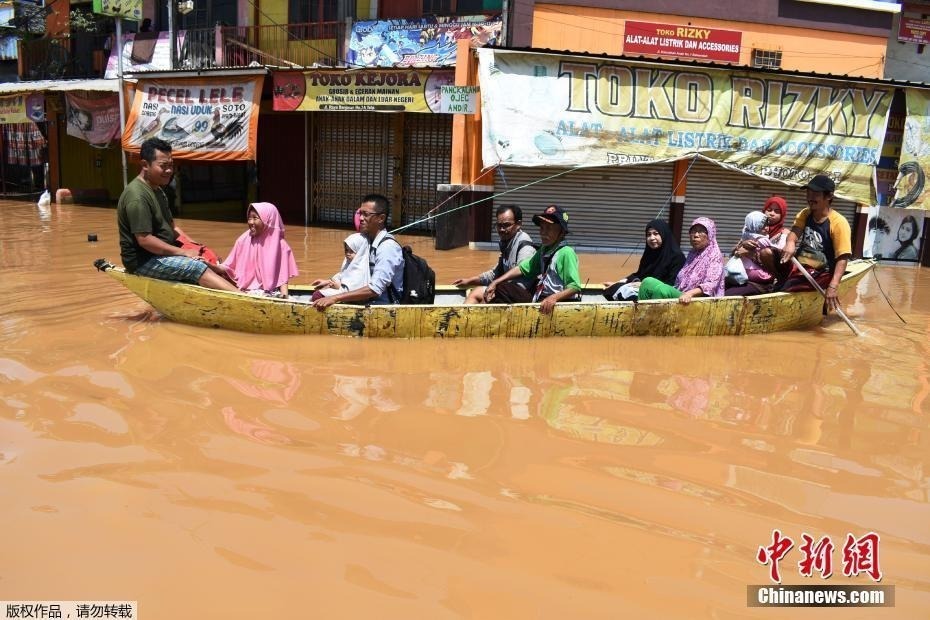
440,85,478,114
895,88,930,210
478,49,893,205
623,21,742,63
899,3,930,44
273,69,455,113
122,76,264,161
92,0,142,21
66,93,121,144
0,93,45,124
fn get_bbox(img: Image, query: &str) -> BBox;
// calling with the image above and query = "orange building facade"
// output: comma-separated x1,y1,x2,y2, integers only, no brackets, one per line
529,3,892,79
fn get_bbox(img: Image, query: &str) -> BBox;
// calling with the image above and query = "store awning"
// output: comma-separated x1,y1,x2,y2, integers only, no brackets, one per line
0,78,124,94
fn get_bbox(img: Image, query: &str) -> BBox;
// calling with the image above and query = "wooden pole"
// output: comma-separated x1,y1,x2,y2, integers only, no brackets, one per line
790,256,862,336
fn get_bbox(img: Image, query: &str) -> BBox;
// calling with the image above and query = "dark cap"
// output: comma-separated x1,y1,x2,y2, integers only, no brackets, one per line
806,174,835,194
532,204,570,233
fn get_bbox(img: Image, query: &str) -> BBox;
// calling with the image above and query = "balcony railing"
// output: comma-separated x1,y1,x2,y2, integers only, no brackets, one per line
18,33,112,80
17,21,344,80
180,21,344,70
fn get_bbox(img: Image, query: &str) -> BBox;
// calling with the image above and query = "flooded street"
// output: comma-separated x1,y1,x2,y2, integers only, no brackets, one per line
1,200,928,618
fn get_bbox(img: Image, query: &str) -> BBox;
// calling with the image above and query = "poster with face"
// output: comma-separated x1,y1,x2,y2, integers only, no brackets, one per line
864,205,924,261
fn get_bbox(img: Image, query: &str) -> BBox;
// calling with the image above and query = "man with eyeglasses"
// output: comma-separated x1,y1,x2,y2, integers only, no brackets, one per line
313,193,404,309
116,137,237,291
452,204,537,304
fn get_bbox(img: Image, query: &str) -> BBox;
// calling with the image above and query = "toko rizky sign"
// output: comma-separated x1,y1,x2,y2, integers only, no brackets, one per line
477,49,892,204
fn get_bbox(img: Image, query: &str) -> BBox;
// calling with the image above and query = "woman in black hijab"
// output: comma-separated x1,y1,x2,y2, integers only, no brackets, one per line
603,219,685,301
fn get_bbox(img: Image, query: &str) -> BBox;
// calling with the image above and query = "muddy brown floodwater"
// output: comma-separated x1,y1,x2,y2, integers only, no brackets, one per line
1,200,928,618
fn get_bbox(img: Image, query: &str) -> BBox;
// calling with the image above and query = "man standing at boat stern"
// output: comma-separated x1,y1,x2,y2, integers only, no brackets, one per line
313,193,404,310
779,174,852,312
116,138,236,291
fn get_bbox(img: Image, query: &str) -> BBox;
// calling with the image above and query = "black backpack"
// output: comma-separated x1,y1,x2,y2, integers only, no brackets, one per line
373,237,436,304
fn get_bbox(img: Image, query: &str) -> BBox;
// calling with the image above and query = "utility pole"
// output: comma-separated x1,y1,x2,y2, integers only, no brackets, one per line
167,0,176,69
115,17,128,187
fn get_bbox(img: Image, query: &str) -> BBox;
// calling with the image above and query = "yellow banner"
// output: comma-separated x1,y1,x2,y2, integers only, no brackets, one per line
897,88,930,210
274,69,454,113
478,49,894,205
0,93,45,125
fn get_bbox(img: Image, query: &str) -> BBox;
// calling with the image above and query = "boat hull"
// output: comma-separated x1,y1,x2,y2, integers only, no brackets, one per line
96,259,875,338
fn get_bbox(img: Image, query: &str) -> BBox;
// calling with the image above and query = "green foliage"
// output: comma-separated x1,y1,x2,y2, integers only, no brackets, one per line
68,8,108,33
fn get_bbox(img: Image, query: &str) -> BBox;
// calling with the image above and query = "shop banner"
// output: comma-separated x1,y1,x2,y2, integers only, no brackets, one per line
66,93,121,144
478,49,893,204
623,20,742,63
105,31,183,78
346,15,501,67
122,76,264,161
92,0,142,22
273,69,455,113
0,93,45,124
896,88,930,210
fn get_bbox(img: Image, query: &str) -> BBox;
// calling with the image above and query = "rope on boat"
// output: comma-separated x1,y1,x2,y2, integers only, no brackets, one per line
388,164,591,235
390,154,703,245
614,153,701,272
869,263,908,324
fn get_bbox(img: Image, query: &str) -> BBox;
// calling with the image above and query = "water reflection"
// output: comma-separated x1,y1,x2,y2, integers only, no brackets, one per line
3,201,930,617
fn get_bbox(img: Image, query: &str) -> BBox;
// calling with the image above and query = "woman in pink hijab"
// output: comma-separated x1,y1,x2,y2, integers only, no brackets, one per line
222,202,299,297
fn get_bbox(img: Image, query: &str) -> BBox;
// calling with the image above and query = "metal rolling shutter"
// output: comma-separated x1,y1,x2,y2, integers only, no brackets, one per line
403,113,452,233
682,159,859,250
312,111,394,225
492,163,677,250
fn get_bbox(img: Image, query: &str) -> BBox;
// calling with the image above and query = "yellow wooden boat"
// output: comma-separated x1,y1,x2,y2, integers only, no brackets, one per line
93,258,875,338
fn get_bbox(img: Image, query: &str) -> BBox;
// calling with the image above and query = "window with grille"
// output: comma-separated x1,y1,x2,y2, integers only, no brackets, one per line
422,0,486,15
752,48,782,69
288,0,338,39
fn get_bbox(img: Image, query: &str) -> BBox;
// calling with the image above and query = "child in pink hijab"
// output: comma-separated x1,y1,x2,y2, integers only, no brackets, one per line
222,202,299,297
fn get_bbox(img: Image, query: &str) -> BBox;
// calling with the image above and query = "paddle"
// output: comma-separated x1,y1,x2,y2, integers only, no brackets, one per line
789,256,862,336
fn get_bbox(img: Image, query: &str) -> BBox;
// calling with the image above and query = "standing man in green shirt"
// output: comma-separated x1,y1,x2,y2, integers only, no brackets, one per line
484,204,583,314
117,138,237,291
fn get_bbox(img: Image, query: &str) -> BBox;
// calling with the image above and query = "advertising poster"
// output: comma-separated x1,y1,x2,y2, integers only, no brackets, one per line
346,15,501,68
122,76,264,161
864,205,924,261
478,49,893,204
273,69,454,113
65,93,121,144
0,93,45,124
897,88,930,210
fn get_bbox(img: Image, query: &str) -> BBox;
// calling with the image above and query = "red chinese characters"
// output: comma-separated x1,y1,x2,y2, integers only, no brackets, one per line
798,533,834,578
842,532,883,582
756,529,794,583
757,531,883,583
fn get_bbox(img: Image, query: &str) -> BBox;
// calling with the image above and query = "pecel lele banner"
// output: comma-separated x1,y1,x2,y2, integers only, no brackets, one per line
477,49,893,204
122,76,263,161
